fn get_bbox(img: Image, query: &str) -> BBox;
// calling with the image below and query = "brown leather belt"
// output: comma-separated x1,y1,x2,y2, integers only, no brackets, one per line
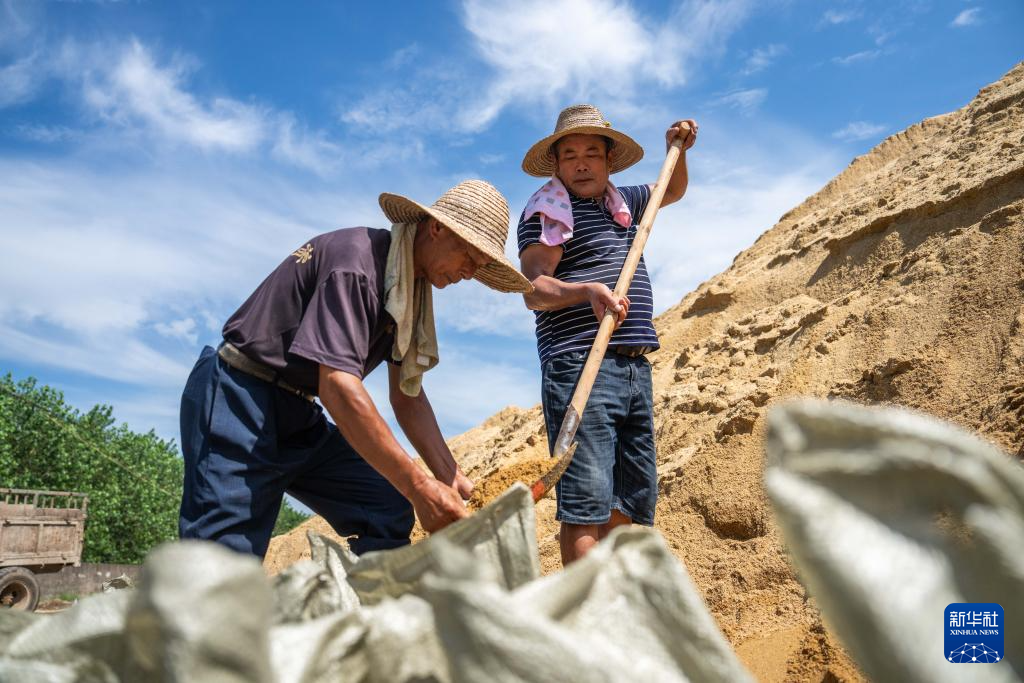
610,345,654,358
217,342,316,403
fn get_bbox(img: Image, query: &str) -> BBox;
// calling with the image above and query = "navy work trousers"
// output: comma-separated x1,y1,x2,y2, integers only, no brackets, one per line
178,346,413,557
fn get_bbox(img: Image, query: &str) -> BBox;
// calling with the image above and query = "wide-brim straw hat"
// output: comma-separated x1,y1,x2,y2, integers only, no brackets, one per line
379,179,533,294
522,103,644,177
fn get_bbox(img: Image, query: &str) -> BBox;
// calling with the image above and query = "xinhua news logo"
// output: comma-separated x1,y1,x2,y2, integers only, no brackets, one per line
945,603,1003,664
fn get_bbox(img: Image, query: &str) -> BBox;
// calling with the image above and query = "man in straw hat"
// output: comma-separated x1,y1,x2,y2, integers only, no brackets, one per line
517,104,697,565
179,180,532,558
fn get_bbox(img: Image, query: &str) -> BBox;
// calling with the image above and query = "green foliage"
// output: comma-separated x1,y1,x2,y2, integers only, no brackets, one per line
0,374,183,564
272,499,310,537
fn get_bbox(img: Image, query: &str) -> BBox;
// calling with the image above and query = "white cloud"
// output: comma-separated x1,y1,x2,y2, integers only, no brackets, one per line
13,123,79,143
343,0,753,136
832,120,887,142
821,9,859,25
458,0,751,131
271,114,343,175
951,8,980,27
871,29,894,47
459,0,661,131
0,37,346,175
199,309,223,332
832,49,881,66
340,71,470,134
0,52,42,108
356,138,428,168
387,43,421,69
82,40,267,152
712,88,767,113
0,0,38,51
479,153,506,165
155,318,198,344
741,44,786,75
0,323,192,388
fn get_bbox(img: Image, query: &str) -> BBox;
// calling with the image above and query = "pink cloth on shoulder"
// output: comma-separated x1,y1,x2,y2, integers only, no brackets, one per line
523,177,632,247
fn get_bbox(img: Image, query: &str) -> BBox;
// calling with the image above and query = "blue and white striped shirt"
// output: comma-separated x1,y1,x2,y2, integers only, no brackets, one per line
517,184,660,364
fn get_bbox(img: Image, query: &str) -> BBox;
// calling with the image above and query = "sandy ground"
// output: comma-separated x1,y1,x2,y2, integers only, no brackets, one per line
265,62,1024,682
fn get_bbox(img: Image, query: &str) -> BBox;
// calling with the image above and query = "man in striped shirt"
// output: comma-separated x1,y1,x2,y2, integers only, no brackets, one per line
517,104,697,565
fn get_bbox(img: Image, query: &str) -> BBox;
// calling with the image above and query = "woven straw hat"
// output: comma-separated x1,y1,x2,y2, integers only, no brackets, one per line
522,104,644,177
379,180,532,294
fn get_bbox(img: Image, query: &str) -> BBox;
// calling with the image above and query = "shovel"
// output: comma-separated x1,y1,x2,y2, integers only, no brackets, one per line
530,131,688,503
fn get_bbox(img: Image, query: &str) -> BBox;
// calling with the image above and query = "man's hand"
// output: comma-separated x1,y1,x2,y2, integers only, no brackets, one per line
657,119,697,206
666,119,698,152
587,282,629,329
410,476,469,532
320,365,471,534
453,470,474,500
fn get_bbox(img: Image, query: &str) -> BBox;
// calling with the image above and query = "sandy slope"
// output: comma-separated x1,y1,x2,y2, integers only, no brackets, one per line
266,63,1024,682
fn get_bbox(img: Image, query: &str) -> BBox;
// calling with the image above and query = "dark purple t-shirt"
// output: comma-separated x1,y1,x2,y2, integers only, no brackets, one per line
222,227,396,395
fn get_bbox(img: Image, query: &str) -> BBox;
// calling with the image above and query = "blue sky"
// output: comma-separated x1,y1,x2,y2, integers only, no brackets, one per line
1,0,1021,456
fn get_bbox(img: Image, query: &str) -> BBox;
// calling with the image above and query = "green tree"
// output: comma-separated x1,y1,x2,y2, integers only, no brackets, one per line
272,499,310,537
0,374,183,563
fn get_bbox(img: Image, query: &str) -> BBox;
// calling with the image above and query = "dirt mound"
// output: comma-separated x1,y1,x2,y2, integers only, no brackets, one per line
467,458,550,511
264,515,346,576
264,63,1024,681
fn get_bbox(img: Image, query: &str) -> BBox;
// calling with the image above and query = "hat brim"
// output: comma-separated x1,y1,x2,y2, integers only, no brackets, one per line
521,125,644,177
378,192,533,294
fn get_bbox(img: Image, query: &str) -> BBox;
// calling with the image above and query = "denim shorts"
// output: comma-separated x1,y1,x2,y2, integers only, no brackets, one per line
541,350,658,526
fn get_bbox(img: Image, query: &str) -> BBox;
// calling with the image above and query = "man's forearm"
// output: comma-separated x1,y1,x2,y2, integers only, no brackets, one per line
319,369,426,498
524,276,593,311
391,389,458,485
660,151,689,206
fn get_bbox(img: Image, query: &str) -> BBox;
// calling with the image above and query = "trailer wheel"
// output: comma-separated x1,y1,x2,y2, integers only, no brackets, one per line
0,567,40,611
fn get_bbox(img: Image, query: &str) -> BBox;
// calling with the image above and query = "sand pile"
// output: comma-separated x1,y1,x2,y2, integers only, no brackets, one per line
265,63,1024,681
264,515,342,576
467,458,549,510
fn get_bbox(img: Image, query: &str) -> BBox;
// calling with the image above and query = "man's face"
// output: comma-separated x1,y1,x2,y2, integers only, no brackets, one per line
420,219,492,289
554,134,611,198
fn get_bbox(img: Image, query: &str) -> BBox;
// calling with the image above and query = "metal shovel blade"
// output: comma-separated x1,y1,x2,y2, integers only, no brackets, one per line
530,441,578,503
